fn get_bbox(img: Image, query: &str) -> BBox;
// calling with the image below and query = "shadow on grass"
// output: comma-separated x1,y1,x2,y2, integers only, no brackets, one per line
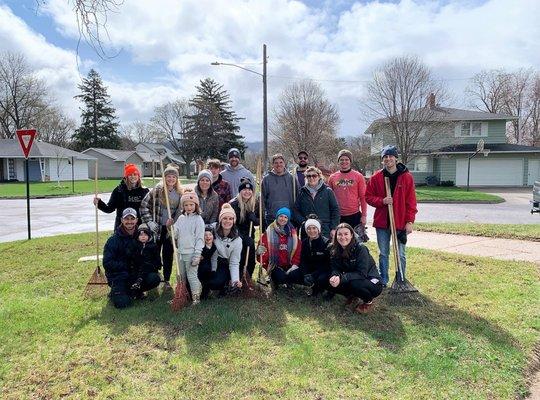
77,285,519,361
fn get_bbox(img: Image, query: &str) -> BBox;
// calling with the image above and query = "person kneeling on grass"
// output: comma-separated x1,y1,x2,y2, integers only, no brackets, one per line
257,207,302,289
103,208,161,309
130,223,162,293
300,218,331,296
328,223,382,313
199,204,243,298
172,190,205,305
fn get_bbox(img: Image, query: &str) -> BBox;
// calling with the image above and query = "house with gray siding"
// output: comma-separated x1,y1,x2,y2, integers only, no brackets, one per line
0,139,95,182
82,148,146,179
366,104,540,187
135,142,188,176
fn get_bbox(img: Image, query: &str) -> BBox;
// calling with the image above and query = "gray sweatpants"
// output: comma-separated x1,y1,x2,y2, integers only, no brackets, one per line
178,252,202,297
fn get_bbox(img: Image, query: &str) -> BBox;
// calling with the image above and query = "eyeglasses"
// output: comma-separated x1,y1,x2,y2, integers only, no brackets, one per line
306,174,319,178
298,156,308,160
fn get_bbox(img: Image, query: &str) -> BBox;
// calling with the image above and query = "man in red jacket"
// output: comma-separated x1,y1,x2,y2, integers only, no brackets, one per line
366,145,417,286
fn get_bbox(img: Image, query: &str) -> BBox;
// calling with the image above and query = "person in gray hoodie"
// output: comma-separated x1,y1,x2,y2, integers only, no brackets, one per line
261,153,299,229
220,148,255,197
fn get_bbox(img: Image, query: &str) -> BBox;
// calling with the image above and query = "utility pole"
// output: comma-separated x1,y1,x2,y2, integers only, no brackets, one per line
262,44,268,169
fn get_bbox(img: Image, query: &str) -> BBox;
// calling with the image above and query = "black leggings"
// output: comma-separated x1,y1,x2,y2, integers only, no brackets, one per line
109,272,161,309
340,212,362,228
329,278,382,303
157,225,174,281
198,257,231,291
239,235,256,279
271,266,305,285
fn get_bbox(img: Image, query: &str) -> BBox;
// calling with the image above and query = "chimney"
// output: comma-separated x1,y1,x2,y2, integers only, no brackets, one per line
427,93,436,109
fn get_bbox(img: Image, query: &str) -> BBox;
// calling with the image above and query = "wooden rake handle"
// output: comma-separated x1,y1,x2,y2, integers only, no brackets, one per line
384,177,403,281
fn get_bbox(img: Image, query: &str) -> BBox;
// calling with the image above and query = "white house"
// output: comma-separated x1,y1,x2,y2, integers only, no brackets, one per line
0,139,95,182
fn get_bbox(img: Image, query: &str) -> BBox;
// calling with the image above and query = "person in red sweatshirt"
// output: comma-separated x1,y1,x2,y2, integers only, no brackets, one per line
257,207,302,289
365,145,417,286
328,149,367,231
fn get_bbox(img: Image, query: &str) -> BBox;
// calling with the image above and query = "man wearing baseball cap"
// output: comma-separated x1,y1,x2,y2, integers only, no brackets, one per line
365,145,417,287
103,207,161,308
220,147,255,197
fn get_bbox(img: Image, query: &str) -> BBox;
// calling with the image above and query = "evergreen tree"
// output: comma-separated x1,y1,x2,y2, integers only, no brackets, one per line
72,69,120,151
186,78,245,160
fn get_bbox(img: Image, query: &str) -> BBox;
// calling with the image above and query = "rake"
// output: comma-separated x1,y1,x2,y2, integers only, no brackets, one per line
385,177,418,294
83,160,107,294
255,157,270,288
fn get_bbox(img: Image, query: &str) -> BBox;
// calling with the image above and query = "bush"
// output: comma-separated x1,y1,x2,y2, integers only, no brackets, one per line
425,175,439,186
439,180,455,187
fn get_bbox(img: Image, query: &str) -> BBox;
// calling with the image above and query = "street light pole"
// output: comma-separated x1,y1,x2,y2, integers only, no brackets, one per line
211,43,268,169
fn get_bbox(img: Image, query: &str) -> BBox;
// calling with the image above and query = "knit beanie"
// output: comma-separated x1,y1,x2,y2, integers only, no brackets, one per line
137,223,153,238
163,164,179,177
124,163,141,177
219,203,236,223
275,207,291,220
180,189,199,207
238,178,254,192
304,218,321,233
228,148,241,159
381,145,399,158
197,169,213,183
337,149,353,162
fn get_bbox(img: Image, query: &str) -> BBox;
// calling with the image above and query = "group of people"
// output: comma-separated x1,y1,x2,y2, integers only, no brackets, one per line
97,144,417,313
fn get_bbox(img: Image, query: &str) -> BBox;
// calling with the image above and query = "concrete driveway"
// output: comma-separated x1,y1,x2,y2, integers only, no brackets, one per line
413,187,538,224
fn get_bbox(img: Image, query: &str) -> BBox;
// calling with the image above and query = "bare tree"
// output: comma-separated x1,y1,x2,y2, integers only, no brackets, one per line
466,69,508,113
362,55,449,164
503,68,535,144
34,106,76,147
347,135,372,174
528,74,540,146
122,120,165,144
0,52,49,139
151,99,198,178
271,80,340,165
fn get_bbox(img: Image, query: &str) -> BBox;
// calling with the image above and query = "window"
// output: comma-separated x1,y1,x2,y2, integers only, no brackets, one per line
457,121,486,137
408,156,428,172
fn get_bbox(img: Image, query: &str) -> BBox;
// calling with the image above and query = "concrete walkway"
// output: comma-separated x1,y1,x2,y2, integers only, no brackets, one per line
365,226,540,264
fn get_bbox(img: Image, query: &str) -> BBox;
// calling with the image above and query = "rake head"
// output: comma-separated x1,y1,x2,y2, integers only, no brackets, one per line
170,281,190,311
389,278,419,294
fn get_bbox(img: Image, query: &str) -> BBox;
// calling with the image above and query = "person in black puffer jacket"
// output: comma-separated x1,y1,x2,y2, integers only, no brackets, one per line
93,163,149,229
103,208,161,309
300,218,331,296
328,223,383,313
130,223,162,291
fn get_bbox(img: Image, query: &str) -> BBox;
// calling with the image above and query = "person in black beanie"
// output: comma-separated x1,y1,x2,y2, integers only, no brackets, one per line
300,218,331,296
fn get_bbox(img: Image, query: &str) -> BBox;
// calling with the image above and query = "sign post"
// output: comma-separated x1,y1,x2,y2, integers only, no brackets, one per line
16,129,37,240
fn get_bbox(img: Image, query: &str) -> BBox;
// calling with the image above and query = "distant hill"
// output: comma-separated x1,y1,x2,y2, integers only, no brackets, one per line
244,141,263,152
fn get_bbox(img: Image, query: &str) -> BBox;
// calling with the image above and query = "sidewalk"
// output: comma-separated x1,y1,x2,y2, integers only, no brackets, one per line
366,226,540,264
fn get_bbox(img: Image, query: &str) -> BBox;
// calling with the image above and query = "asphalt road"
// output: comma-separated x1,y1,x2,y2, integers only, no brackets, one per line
1,188,537,243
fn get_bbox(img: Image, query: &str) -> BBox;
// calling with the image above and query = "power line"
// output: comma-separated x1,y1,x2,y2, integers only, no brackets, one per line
267,74,474,84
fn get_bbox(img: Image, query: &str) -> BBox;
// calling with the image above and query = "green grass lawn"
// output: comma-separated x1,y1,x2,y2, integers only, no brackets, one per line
415,222,540,242
0,178,196,198
1,234,538,399
416,186,504,202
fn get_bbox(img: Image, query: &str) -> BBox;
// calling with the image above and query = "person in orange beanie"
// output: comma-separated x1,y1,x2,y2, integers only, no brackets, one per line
93,163,149,229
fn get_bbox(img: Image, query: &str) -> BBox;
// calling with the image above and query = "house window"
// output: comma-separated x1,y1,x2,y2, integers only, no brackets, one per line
408,156,428,172
458,121,486,137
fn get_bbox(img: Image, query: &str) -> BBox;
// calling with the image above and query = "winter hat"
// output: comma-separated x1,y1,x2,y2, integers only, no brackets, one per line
137,223,153,237
163,164,179,178
121,207,137,219
124,163,141,177
197,169,213,183
381,145,399,158
219,203,236,223
297,150,308,158
238,178,254,192
304,218,321,233
275,207,291,220
228,148,241,159
337,149,353,162
204,224,214,233
181,188,199,207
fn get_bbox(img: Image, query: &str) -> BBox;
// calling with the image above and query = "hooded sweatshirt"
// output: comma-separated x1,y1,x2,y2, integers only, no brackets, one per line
173,212,205,257
97,180,149,229
261,170,299,224
221,163,255,197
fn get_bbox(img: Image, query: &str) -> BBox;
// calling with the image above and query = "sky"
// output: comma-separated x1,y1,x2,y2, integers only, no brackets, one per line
0,0,539,142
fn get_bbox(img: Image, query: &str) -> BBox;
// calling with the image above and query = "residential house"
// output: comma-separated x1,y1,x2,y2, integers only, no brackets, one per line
135,142,188,176
82,148,146,179
366,99,540,187
0,139,95,182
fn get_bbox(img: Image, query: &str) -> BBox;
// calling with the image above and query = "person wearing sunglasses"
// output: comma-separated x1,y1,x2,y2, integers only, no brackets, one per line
295,151,309,187
295,166,340,238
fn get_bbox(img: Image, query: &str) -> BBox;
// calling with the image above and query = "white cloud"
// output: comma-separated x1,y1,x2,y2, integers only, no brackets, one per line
2,0,539,142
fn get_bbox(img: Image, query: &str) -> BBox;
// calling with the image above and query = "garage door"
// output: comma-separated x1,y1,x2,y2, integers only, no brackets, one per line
456,158,523,186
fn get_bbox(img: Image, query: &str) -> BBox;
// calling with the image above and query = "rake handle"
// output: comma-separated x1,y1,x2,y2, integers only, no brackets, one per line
94,160,101,273
384,177,404,282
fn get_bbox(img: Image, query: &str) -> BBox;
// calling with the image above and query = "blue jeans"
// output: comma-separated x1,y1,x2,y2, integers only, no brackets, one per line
376,228,407,285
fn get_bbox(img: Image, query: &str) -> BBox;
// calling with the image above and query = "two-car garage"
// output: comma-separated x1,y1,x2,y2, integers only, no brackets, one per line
455,158,525,186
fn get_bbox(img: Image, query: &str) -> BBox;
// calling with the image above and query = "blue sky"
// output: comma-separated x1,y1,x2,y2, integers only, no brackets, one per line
1,0,539,142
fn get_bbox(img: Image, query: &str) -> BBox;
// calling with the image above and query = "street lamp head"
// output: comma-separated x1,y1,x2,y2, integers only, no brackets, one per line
211,62,220,66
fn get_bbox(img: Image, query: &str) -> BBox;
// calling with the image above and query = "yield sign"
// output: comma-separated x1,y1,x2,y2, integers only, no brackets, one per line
16,129,37,159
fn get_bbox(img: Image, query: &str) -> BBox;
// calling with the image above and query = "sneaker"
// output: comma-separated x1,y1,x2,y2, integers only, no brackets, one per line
192,295,200,305
355,301,373,314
